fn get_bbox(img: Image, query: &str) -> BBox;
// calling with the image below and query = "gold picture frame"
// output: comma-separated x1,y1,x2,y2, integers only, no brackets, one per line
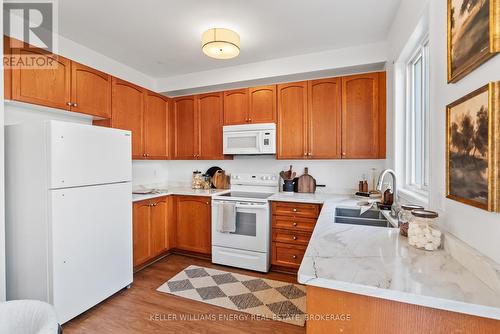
447,0,500,83
446,82,500,211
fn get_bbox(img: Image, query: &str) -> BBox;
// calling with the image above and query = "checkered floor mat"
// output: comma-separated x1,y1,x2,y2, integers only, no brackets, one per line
157,265,306,326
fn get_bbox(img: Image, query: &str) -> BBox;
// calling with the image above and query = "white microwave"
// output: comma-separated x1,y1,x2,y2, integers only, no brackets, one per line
223,123,276,155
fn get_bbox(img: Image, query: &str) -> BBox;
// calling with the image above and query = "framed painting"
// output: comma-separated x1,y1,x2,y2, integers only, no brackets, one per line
447,0,500,83
446,82,500,211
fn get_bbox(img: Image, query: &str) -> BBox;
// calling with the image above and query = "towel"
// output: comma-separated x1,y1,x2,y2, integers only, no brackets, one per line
217,202,236,233
359,201,375,216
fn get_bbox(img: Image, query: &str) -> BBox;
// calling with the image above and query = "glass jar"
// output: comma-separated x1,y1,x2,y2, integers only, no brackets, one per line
398,204,424,237
192,171,203,189
408,210,441,251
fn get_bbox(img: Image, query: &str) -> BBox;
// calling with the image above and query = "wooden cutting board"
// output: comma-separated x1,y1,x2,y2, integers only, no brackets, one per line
297,168,316,193
213,170,231,189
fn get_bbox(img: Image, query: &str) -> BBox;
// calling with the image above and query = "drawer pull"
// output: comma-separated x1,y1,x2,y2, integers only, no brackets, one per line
293,208,298,212
293,236,297,240
292,255,297,259
292,222,297,226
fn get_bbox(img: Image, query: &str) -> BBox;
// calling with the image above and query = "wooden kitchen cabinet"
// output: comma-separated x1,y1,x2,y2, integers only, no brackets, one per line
248,85,277,124
197,92,225,159
133,200,152,268
11,46,71,110
172,95,197,159
144,92,170,159
111,77,146,159
341,72,386,159
4,35,13,100
308,78,342,159
133,196,171,269
175,196,212,255
70,62,111,118
277,81,308,159
223,88,249,125
223,85,277,125
271,201,321,271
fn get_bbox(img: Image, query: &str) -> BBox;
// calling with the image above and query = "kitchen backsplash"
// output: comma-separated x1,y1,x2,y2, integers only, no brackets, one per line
133,155,387,194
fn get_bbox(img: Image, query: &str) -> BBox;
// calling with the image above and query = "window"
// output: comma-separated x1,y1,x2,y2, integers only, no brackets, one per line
405,37,429,195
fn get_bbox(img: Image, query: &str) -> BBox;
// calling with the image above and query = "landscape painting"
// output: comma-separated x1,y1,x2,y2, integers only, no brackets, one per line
446,83,500,211
448,0,499,82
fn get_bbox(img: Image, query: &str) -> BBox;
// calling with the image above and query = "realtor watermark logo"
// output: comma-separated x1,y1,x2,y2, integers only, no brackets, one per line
3,0,58,69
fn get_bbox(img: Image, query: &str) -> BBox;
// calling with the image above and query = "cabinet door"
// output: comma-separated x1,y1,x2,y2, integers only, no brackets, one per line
341,73,381,159
150,197,169,256
175,196,211,255
144,93,169,159
198,92,224,159
308,78,342,159
133,201,151,267
4,36,13,100
70,62,111,118
173,96,197,159
223,89,249,125
277,82,308,159
249,85,276,123
111,77,145,159
12,47,71,110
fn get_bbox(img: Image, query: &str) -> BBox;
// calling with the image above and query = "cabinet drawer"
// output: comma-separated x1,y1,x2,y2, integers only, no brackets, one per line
272,242,307,269
272,229,311,246
272,216,316,232
272,201,320,218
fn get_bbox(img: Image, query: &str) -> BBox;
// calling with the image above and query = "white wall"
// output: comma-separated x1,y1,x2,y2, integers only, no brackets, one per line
387,0,500,264
136,157,386,195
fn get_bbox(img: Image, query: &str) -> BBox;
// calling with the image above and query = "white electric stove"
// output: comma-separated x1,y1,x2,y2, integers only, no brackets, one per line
211,173,278,272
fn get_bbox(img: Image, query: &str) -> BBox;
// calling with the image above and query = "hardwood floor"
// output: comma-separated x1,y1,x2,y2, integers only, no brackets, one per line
63,254,306,334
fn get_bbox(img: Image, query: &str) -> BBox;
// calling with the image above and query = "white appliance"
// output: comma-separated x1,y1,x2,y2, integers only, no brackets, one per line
223,123,276,155
212,173,278,272
5,120,133,324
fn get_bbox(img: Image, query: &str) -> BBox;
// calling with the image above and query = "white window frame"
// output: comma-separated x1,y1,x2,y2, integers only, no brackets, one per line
403,36,430,199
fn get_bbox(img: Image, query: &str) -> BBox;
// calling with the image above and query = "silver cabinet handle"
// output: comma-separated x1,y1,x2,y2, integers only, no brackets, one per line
72,103,78,107
293,236,297,240
66,102,72,106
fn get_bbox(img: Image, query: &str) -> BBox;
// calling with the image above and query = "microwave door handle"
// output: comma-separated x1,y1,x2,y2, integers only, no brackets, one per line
258,132,264,153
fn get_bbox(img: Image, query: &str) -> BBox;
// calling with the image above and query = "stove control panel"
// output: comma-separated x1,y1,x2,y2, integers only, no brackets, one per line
230,173,278,186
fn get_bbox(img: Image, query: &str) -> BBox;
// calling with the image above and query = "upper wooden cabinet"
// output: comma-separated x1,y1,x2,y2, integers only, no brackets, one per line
198,92,224,159
172,96,197,159
173,93,226,160
223,85,277,125
144,92,169,159
175,196,212,255
11,47,71,110
308,78,342,159
277,82,308,159
70,62,111,118
223,89,248,125
249,85,277,124
111,77,146,159
4,36,12,100
341,72,385,159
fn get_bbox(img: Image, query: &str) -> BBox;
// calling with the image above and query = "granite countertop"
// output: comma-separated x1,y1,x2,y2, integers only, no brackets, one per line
281,194,500,320
132,186,230,202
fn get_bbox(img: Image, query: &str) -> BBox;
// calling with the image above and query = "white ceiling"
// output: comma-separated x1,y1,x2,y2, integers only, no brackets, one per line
59,0,401,80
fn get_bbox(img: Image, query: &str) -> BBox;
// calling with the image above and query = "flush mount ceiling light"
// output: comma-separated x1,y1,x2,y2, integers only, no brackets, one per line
202,28,240,59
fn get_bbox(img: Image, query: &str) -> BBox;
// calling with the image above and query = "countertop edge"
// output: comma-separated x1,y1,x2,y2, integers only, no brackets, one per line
298,273,500,320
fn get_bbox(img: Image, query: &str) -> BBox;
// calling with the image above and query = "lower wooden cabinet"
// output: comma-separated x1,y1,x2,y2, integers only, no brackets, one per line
271,201,321,270
133,196,171,268
175,196,212,255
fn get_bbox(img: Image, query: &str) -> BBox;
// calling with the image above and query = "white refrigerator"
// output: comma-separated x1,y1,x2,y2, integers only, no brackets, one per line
5,120,133,324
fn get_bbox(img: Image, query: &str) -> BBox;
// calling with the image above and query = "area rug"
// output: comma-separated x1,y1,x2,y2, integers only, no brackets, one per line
157,265,306,326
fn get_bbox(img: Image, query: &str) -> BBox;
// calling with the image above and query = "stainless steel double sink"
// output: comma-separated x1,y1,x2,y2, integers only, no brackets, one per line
334,207,396,228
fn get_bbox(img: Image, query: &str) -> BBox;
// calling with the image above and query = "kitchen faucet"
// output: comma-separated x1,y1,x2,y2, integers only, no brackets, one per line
376,169,397,202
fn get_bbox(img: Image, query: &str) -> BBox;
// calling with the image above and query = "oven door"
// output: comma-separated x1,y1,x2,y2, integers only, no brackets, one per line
212,201,269,252
223,131,263,155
